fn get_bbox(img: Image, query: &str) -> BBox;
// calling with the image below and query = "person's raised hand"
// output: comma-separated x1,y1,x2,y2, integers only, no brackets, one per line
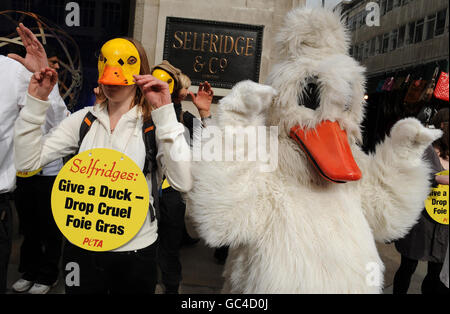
8,23,49,73
189,81,213,118
28,67,58,101
133,75,172,109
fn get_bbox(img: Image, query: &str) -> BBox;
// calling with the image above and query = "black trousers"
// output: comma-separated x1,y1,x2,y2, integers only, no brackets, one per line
157,187,186,290
14,175,62,285
0,194,13,294
393,255,449,294
63,240,158,294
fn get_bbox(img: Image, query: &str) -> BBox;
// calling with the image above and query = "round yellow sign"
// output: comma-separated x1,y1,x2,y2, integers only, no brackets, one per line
51,148,150,251
425,171,449,225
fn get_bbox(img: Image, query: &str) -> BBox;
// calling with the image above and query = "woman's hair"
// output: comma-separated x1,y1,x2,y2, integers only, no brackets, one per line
98,37,153,121
431,108,449,160
178,73,191,90
171,73,191,103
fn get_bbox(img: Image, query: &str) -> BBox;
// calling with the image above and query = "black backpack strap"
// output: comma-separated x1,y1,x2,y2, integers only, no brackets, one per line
142,119,159,223
78,111,97,152
63,111,97,165
174,102,183,123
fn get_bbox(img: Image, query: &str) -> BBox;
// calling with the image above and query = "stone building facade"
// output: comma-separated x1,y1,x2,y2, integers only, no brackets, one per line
341,0,448,83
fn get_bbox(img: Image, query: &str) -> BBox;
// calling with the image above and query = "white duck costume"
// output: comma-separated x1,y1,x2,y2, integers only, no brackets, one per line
186,7,442,293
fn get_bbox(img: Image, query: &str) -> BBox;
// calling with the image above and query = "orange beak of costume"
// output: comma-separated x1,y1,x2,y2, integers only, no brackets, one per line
290,121,362,183
98,66,129,86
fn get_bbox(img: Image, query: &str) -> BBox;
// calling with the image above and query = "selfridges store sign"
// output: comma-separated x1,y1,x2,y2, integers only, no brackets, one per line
163,17,264,89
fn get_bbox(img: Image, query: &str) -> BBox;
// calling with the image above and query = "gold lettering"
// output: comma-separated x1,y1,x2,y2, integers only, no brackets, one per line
183,32,192,50
175,31,256,56
245,38,255,56
201,33,210,52
173,31,183,49
219,35,224,53
220,58,228,72
224,36,234,54
209,57,219,74
194,56,205,73
234,36,245,56
210,34,219,53
192,32,201,51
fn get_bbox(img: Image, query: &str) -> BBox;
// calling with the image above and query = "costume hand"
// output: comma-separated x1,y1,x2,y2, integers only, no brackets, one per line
390,118,443,161
134,75,172,109
189,81,213,118
8,23,49,73
28,67,58,101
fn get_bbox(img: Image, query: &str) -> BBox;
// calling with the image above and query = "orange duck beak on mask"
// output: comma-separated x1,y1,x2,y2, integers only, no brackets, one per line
289,81,362,184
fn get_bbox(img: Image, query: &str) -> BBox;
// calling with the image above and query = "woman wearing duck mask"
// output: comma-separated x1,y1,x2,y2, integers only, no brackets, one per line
13,26,192,294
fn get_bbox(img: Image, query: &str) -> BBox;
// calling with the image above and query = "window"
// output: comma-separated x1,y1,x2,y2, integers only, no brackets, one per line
426,13,436,40
102,2,121,28
386,0,393,13
435,9,447,36
381,0,387,15
350,16,356,31
364,41,369,59
390,29,398,51
45,0,66,24
382,33,390,53
414,19,424,43
407,21,415,44
356,11,366,29
361,11,368,28
370,37,376,56
376,35,383,54
398,25,406,47
356,13,362,28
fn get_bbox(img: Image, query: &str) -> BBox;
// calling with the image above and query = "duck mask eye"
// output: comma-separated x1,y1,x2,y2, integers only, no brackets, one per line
299,77,320,110
127,56,137,65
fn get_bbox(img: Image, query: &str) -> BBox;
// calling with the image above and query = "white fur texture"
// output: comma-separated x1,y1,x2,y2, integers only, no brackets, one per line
186,7,442,294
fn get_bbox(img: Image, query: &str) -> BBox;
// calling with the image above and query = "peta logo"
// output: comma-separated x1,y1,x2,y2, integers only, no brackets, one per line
82,237,104,248
365,2,380,27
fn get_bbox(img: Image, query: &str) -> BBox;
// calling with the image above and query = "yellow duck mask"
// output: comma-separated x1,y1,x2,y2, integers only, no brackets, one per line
98,38,141,86
151,68,175,94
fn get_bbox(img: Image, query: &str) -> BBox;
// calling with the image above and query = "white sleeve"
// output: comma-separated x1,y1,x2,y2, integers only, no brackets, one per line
14,93,87,172
16,63,32,108
44,83,71,133
152,103,193,193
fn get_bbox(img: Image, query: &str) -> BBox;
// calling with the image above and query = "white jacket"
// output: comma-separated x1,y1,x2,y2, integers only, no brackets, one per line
14,93,193,251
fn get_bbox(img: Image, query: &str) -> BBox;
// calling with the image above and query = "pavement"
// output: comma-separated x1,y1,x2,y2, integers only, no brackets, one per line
5,198,429,295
